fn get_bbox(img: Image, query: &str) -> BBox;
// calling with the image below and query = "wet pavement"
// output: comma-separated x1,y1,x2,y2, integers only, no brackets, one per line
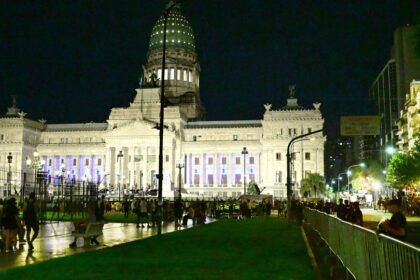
0,219,209,270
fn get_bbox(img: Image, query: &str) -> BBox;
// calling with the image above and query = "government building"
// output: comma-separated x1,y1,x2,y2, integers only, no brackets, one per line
0,3,325,199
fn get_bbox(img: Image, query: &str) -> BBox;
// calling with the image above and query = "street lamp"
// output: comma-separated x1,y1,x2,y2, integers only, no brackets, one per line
117,150,124,201
346,163,365,195
7,153,13,197
157,0,179,236
61,163,66,200
287,129,323,222
241,147,248,195
176,159,184,200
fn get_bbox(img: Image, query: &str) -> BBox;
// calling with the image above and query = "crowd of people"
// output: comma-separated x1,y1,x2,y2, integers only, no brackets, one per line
0,193,40,253
305,197,407,241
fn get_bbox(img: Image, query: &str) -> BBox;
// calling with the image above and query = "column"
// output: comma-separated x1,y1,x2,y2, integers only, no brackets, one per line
214,153,219,187
227,154,232,187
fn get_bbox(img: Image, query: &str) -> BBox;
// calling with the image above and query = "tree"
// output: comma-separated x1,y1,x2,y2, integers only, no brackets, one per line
386,136,420,188
300,173,326,198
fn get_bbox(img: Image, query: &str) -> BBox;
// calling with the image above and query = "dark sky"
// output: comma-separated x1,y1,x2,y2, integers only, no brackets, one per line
1,1,418,137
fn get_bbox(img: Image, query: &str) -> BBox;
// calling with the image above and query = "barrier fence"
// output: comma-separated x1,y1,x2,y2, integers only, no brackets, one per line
303,207,420,280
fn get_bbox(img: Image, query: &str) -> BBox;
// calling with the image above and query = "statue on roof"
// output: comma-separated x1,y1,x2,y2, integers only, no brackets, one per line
288,85,296,98
11,95,17,108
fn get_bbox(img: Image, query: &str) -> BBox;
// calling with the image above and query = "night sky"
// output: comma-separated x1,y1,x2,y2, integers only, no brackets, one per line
1,1,418,138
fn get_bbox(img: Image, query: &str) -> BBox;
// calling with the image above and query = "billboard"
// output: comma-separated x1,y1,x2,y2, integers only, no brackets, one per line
340,116,380,136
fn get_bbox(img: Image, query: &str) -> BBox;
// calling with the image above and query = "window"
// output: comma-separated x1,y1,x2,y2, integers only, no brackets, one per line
177,69,181,80
193,136,197,141
235,174,241,184
85,159,89,166
189,71,193,82
221,174,227,184
170,68,175,80
249,157,255,164
222,157,227,165
164,68,168,80
208,174,214,185
235,157,240,164
293,128,297,135
280,128,283,135
165,155,169,162
208,158,213,165
305,152,311,160
98,158,102,166
291,153,296,160
276,153,281,160
233,135,238,141
194,174,200,185
0,134,4,141
275,171,282,183
308,128,312,133
61,158,64,164
49,159,52,166
183,70,188,81
157,69,162,79
194,158,200,165
288,128,292,136
73,159,77,166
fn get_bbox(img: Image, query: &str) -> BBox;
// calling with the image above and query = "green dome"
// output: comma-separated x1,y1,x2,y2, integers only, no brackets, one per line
148,5,196,52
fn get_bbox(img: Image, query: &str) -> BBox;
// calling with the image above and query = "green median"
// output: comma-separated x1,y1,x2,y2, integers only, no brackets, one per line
0,218,315,280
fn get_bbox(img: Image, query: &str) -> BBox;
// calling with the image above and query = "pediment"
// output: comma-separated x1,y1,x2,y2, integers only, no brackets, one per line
104,120,159,137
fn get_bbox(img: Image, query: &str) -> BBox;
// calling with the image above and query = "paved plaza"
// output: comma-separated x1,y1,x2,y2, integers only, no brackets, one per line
0,220,204,270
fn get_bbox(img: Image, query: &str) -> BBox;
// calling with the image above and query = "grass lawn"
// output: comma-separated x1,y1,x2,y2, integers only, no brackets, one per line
0,218,314,280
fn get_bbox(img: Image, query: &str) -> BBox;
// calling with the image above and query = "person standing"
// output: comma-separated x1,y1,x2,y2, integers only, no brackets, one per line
24,192,39,251
3,198,21,253
377,199,407,240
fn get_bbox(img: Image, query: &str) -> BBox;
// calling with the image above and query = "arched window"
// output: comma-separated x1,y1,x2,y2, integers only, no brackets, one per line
170,68,175,80
189,71,193,82
183,70,188,82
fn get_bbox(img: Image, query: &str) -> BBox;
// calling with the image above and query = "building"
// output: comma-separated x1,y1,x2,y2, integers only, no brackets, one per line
396,80,420,151
0,3,325,199
369,25,420,164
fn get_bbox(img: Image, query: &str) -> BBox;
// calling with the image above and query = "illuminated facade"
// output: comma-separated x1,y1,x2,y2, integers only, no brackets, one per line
0,3,325,199
396,80,420,151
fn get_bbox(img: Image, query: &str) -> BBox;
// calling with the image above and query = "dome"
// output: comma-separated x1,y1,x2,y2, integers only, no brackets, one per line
148,4,196,53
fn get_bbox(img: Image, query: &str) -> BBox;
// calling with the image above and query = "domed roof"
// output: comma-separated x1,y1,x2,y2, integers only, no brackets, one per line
148,4,196,53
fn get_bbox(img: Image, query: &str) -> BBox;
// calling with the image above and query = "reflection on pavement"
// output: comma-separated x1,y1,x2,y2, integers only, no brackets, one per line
0,219,211,270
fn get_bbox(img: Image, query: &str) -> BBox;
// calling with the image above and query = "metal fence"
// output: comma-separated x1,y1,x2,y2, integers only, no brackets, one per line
303,207,420,280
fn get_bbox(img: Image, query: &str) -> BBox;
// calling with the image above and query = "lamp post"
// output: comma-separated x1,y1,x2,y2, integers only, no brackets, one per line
7,152,12,197
287,129,322,222
241,147,248,195
157,0,179,236
117,150,123,201
176,159,184,200
61,163,66,200
346,163,365,195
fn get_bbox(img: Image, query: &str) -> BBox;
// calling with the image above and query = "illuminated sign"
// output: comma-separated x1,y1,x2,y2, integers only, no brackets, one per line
340,116,380,136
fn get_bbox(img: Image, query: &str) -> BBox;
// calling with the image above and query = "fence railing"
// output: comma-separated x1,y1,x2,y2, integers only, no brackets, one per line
303,207,420,280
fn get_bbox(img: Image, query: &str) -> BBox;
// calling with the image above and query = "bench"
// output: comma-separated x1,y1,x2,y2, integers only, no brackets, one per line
72,222,104,246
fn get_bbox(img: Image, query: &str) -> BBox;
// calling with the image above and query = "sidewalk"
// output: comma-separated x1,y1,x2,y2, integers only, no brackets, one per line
0,219,208,270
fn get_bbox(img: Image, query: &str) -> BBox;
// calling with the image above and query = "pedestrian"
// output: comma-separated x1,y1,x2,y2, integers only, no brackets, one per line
174,199,183,227
3,198,21,253
137,198,148,228
23,192,40,251
377,199,407,240
336,199,346,220
350,201,363,226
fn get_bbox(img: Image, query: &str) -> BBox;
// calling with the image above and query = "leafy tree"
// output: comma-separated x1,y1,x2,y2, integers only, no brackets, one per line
386,136,420,188
300,173,325,198
247,180,260,195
